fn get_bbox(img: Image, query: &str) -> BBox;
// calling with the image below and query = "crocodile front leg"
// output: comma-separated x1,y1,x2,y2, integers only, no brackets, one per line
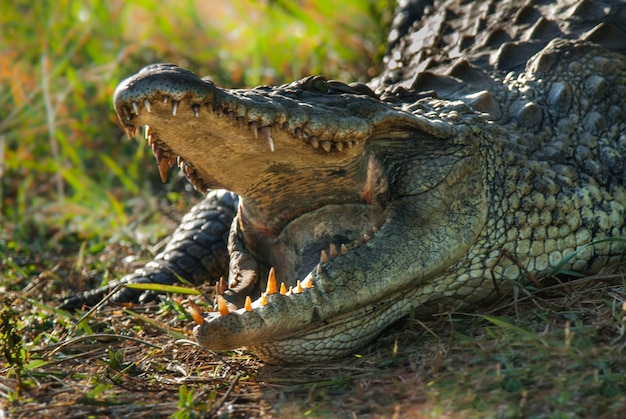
60,189,238,310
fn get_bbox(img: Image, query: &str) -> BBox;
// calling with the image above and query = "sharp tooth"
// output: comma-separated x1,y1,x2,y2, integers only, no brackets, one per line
122,107,131,121
188,299,205,325
316,264,322,274
131,101,139,115
363,233,371,241
329,243,338,258
207,103,214,113
192,104,199,117
321,141,331,152
217,295,229,316
320,250,328,263
144,99,151,112
335,142,344,152
172,100,178,116
260,126,275,152
217,277,227,295
158,157,170,182
266,267,277,295
261,293,267,306
294,127,304,139
280,282,287,295
163,96,169,104
250,122,258,139
295,280,303,294
245,296,252,311
341,244,349,255
309,136,319,148
302,275,314,289
125,125,137,138
288,286,293,295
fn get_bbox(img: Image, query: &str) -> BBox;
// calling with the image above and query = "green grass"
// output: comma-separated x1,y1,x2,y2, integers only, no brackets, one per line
2,1,626,418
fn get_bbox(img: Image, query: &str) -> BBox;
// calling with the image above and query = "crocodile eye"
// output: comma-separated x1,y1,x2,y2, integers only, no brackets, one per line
304,76,329,93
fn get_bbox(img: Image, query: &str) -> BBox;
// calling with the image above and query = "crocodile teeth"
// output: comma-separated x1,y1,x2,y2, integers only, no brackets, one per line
321,141,331,152
125,125,137,138
294,280,303,294
259,126,275,152
163,96,169,104
341,244,349,255
250,121,258,139
192,104,200,117
131,101,139,115
144,99,151,112
245,296,252,312
320,249,329,263
280,282,287,295
188,299,205,325
158,157,170,182
216,277,227,295
122,107,131,121
260,293,268,306
302,274,314,288
266,267,277,295
309,136,319,149
217,295,229,316
171,100,179,116
329,243,338,258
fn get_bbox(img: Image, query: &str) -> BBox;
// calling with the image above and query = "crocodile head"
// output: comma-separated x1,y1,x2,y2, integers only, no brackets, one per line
113,64,487,363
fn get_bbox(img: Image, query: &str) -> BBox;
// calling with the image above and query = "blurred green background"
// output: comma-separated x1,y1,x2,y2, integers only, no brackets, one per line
0,0,393,259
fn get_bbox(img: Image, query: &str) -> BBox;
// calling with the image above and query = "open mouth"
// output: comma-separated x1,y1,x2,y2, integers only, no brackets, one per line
140,124,389,319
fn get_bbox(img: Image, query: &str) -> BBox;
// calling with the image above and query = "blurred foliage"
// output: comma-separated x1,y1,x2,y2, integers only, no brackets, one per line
0,0,394,249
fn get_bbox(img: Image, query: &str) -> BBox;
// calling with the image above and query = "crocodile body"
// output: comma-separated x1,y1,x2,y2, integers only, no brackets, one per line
63,0,626,363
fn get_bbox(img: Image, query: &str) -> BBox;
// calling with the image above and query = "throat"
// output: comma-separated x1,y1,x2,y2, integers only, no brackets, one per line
238,154,390,237
239,200,388,287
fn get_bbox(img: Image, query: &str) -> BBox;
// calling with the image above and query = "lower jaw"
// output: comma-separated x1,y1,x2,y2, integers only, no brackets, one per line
246,290,415,364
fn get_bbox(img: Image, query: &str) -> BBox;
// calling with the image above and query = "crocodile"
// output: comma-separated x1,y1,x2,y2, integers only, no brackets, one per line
62,0,626,363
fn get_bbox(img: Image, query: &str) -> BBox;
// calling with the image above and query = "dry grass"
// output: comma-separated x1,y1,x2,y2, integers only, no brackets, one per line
2,237,625,417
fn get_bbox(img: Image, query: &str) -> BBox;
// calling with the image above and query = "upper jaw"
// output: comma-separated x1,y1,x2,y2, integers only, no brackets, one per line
112,64,420,232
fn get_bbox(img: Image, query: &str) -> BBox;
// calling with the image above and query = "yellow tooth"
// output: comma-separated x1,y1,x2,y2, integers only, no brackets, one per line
125,125,137,138
266,267,277,295
317,264,322,274
245,296,252,311
295,280,303,294
188,299,204,325
217,295,229,316
158,157,169,183
341,244,349,255
261,293,267,306
320,250,328,263
329,243,338,258
303,277,314,288
216,277,227,295
280,282,287,295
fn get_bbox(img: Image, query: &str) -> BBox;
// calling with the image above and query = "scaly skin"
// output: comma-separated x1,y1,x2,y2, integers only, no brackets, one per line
76,0,626,363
